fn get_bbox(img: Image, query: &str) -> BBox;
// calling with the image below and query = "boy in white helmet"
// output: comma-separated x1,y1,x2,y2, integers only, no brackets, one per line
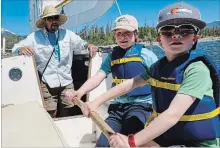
65,14,158,147
78,2,220,147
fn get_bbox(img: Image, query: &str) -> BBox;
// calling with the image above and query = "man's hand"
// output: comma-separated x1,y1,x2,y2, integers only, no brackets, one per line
18,46,34,56
87,44,98,58
65,89,84,104
109,133,130,148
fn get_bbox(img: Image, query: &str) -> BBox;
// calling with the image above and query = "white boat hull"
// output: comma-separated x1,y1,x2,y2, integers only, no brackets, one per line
2,53,112,147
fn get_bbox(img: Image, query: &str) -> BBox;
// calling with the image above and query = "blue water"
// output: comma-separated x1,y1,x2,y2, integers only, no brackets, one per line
146,41,220,69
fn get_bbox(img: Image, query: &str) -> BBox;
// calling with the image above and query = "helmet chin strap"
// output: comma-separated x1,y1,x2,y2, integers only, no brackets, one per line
190,41,198,51
190,35,199,51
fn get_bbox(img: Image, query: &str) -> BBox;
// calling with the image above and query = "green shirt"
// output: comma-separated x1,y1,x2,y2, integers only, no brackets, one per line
177,61,213,99
140,61,213,99
140,61,219,147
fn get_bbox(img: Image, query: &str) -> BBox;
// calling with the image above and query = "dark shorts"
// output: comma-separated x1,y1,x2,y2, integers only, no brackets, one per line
41,81,74,117
96,102,152,147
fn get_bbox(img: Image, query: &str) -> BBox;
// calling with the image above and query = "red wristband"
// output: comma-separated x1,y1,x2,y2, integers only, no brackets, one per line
128,134,136,147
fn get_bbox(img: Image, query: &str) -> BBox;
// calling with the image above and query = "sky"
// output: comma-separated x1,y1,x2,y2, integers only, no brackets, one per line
1,0,220,36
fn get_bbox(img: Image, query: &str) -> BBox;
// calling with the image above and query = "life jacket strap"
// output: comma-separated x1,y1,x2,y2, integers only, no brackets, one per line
146,77,181,91
111,57,142,66
145,107,220,127
145,110,158,127
112,77,126,85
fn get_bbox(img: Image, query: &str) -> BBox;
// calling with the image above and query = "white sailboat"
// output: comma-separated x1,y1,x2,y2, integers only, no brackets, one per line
2,0,116,147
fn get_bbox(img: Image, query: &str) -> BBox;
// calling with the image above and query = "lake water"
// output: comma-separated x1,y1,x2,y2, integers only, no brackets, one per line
2,41,220,70
146,41,220,69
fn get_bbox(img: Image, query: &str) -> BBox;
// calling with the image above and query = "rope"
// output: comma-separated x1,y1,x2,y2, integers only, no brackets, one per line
115,0,122,15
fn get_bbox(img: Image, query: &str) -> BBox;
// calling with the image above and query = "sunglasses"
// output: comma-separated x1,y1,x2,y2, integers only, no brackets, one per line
158,24,198,37
45,15,59,22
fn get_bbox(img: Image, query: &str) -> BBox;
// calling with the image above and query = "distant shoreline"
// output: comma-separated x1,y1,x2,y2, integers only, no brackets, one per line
142,36,220,46
198,36,220,42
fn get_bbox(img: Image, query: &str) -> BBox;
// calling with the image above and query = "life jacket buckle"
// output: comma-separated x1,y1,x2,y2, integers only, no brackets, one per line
119,58,125,63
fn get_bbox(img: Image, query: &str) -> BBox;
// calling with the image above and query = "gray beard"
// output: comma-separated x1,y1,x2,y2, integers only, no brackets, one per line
51,25,58,32
46,25,59,33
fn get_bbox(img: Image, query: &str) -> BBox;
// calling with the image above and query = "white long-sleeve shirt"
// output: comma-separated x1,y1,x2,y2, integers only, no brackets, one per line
12,28,86,88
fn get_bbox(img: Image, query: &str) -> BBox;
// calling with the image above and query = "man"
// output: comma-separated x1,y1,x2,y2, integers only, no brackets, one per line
12,5,97,118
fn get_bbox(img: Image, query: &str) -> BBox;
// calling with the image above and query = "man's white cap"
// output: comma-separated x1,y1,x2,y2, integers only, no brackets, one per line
112,14,138,31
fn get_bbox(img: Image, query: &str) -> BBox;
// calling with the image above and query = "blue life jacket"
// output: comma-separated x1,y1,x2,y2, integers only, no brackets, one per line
150,50,220,141
111,44,151,97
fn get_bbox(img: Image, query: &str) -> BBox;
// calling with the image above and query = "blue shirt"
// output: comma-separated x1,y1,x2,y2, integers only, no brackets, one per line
99,47,158,104
48,32,60,61
12,29,86,88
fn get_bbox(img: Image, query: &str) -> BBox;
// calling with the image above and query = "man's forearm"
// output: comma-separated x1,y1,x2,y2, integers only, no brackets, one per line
13,48,20,55
11,35,32,54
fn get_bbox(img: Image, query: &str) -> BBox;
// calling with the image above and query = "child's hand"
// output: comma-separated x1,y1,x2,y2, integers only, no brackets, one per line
82,101,99,118
109,133,129,148
64,89,84,104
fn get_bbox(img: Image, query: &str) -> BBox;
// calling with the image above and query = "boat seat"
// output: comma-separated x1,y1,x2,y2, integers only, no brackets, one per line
2,102,69,147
